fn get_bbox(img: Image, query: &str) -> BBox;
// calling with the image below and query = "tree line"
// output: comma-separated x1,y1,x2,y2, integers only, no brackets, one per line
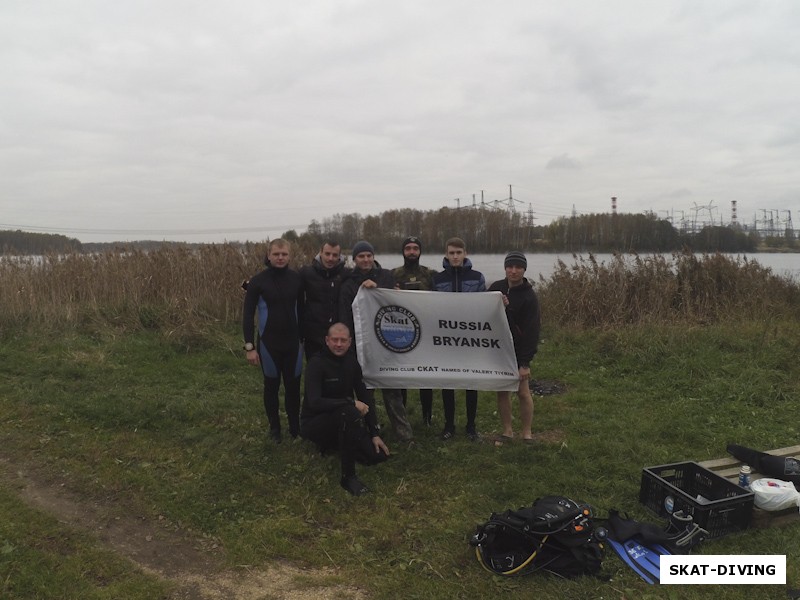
4,207,780,256
0,230,82,255
286,208,761,254
0,230,216,256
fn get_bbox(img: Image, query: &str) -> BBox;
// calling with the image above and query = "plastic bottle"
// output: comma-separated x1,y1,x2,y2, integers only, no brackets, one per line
738,465,752,489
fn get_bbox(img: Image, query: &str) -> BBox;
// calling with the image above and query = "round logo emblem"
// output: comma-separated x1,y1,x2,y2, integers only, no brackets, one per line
664,495,675,514
374,305,421,353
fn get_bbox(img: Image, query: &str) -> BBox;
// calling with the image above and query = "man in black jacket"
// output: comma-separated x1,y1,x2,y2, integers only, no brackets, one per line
488,251,541,442
299,240,350,361
300,323,390,496
339,240,414,442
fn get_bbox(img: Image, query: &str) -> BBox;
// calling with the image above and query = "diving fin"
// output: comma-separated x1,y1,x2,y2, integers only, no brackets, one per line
606,538,655,584
607,537,671,584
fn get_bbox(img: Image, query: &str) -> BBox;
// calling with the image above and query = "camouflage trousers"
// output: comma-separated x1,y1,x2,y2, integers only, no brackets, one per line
380,388,413,442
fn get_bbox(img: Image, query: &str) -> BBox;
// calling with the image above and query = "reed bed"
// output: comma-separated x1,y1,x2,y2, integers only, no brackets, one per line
0,244,285,336
1,247,797,336
539,251,800,328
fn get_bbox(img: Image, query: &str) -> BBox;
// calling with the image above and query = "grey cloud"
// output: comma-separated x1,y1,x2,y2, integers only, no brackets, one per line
1,0,799,242
546,154,582,170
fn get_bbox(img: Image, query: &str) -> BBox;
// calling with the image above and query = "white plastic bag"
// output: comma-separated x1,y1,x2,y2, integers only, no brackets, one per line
750,478,800,512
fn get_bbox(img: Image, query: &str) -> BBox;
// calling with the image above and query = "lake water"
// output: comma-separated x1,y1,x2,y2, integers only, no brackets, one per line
6,251,798,284
374,253,800,285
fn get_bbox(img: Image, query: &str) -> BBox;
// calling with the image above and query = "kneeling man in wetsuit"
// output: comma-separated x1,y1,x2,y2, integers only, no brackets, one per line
300,322,390,496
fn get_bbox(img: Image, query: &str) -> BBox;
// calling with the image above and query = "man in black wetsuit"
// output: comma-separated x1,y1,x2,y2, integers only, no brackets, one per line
301,322,390,496
299,240,350,361
339,240,413,443
242,239,304,444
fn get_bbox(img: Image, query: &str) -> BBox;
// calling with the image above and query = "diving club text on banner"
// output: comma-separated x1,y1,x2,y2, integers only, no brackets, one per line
352,288,519,391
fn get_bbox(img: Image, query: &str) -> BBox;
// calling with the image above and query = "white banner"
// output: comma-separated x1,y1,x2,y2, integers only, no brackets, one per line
352,288,519,391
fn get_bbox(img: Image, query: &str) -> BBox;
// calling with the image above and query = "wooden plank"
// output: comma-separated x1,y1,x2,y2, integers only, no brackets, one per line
699,445,800,481
700,456,743,470
699,445,800,529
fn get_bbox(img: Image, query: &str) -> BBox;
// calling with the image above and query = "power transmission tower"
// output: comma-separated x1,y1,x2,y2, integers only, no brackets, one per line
691,201,717,232
500,184,524,212
526,203,535,227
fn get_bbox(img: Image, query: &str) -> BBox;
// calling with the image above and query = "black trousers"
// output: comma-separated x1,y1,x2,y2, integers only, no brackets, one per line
442,389,478,430
260,344,302,436
401,388,434,420
300,406,388,477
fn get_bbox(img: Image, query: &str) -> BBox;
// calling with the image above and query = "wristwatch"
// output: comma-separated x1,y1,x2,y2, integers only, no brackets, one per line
243,342,255,351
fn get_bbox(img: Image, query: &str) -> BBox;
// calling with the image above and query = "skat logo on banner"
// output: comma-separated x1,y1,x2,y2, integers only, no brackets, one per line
374,305,421,353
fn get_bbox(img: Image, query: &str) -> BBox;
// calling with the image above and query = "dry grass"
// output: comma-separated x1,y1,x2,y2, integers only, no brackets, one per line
538,251,800,328
2,248,797,337
0,243,311,337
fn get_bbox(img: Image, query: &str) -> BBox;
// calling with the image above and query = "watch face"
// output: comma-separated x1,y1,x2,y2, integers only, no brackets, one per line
244,343,255,351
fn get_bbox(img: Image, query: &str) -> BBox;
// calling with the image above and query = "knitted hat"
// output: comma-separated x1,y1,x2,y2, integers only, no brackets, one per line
504,250,527,269
401,236,422,253
351,240,375,258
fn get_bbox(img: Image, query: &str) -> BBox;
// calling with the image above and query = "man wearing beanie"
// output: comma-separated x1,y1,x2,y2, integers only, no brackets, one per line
489,251,541,443
432,237,486,441
339,240,414,442
392,236,436,426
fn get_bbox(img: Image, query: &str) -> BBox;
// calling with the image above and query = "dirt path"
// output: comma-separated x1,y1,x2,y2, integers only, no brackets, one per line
1,457,366,600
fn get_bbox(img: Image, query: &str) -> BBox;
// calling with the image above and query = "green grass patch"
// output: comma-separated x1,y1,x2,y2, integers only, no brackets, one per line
1,324,799,599
0,486,170,599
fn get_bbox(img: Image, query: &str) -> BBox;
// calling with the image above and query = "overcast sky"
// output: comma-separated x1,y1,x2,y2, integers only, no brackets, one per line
2,1,799,243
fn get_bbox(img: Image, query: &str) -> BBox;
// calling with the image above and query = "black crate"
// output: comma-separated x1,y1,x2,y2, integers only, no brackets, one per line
640,461,754,539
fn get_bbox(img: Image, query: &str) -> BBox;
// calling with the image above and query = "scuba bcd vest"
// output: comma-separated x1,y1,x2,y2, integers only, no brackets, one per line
470,495,605,578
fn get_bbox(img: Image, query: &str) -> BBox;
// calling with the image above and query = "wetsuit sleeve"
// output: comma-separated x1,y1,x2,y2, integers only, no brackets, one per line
242,279,260,345
348,358,381,437
353,362,379,435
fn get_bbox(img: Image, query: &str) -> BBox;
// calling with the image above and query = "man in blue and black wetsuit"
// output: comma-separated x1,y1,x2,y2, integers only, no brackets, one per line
432,237,486,441
242,238,305,444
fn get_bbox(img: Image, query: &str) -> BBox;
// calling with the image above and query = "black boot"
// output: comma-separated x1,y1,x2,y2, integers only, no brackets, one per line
340,475,369,496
